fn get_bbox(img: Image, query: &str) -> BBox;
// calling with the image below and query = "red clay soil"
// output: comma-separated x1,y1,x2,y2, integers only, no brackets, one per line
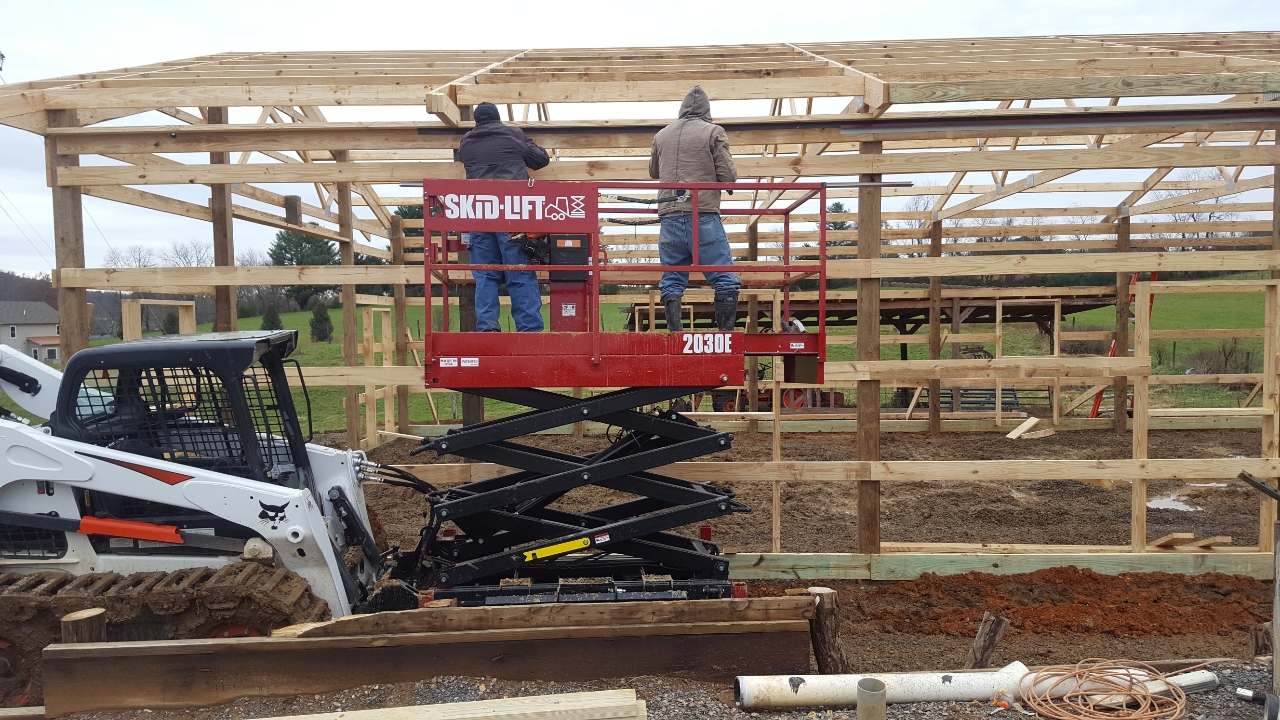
753,568,1271,639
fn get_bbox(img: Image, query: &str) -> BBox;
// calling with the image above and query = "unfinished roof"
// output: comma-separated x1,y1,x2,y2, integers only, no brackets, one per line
4,32,1280,134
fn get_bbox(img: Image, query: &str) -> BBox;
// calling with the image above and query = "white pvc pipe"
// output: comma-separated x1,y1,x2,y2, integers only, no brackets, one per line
734,661,1030,709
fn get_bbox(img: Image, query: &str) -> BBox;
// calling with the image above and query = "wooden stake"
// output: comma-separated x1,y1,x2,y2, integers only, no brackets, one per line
62,608,107,644
1253,621,1273,658
806,587,850,674
962,611,1010,670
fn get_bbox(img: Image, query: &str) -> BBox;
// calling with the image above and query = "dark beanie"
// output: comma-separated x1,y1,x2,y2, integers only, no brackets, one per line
473,102,501,125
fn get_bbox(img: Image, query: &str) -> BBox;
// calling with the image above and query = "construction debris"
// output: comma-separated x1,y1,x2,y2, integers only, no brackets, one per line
254,690,645,720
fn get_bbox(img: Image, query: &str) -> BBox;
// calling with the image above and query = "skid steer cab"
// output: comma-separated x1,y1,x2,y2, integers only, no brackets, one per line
0,331,418,617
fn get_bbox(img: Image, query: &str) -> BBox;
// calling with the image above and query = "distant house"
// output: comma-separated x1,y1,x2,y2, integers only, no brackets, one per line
0,301,60,361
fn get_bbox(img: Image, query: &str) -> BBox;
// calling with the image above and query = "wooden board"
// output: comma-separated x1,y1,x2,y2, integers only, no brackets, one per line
41,622,809,716
1149,533,1196,548
233,691,643,720
273,597,816,638
726,552,1274,581
1005,417,1040,439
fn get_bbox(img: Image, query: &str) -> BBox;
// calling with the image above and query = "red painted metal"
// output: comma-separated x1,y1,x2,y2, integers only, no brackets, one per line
79,516,184,544
422,180,829,390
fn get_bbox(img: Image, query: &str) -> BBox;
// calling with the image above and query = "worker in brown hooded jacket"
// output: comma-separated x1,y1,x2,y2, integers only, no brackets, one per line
649,86,740,332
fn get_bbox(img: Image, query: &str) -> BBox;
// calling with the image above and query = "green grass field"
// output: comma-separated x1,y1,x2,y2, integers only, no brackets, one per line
1,286,1268,430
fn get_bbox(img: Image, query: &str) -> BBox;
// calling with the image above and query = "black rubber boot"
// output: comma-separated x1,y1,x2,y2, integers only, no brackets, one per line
662,296,684,332
714,294,739,331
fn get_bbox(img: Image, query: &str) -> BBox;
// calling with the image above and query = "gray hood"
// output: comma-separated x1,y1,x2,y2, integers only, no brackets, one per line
678,86,712,121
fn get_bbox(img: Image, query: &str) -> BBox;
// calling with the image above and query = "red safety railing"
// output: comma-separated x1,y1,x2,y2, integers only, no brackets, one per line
420,180,829,388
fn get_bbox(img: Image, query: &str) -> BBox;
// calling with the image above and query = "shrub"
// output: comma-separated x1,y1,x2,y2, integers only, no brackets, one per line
309,304,333,343
261,305,284,331
161,311,179,335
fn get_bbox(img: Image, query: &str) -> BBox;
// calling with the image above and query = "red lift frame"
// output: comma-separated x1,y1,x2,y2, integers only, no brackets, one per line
421,181,828,389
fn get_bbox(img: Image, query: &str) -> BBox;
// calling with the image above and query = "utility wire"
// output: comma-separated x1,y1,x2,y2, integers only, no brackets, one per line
0,186,56,255
82,204,117,253
0,201,52,269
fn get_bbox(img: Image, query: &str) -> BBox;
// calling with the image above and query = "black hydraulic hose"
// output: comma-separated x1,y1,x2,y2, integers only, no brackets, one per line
0,364,40,396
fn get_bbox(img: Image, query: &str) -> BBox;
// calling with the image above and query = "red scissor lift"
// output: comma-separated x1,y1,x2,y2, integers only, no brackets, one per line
408,180,828,605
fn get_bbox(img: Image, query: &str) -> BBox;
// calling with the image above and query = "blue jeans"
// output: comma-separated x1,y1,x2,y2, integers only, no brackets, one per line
467,231,544,332
657,214,741,299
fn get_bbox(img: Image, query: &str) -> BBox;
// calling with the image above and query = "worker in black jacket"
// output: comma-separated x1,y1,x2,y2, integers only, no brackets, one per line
458,102,551,331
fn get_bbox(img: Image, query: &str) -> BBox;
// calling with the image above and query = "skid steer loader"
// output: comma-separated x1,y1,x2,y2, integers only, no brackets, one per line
0,330,419,705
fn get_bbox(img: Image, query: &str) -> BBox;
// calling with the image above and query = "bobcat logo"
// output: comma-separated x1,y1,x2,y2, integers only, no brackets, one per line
258,500,289,529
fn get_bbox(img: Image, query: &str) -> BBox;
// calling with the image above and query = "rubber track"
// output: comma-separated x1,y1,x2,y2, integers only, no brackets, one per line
0,562,330,707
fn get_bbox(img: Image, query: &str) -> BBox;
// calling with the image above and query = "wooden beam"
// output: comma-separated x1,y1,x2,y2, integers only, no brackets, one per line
1132,281,1152,552
51,147,1280,187
928,220,942,437
887,71,1280,104
41,622,810,716
425,93,460,127
276,596,815,638
824,357,1150,383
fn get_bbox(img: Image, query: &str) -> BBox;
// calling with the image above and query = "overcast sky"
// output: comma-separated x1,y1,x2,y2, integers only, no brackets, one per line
1,0,1278,275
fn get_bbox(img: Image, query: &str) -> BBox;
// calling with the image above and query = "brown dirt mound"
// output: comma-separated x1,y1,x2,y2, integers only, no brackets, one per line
752,568,1271,638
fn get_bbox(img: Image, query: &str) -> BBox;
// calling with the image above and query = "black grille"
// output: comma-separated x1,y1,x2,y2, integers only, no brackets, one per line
71,363,297,484
0,523,67,558
242,365,296,480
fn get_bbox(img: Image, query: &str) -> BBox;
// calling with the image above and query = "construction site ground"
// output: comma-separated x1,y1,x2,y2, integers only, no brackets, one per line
335,428,1274,680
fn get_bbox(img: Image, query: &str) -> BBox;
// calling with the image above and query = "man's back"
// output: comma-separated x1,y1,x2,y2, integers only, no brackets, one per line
650,86,738,215
459,108,550,180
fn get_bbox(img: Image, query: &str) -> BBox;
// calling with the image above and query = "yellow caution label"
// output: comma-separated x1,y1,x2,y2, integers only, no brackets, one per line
523,537,591,562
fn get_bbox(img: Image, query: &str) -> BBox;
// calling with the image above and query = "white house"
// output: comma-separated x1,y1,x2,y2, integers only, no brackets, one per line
0,301,60,361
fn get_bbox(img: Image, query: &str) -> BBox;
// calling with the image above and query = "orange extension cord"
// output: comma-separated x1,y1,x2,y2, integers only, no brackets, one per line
1021,659,1205,719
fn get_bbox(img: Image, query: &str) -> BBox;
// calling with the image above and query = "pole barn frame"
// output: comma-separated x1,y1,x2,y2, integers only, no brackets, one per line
6,33,1280,580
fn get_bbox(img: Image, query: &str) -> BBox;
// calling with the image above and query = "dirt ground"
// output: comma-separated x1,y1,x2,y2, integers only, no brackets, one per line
359,428,1265,552
343,427,1274,676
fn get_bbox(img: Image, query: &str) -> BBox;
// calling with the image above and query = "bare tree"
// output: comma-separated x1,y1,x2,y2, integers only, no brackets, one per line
159,239,214,267
104,244,156,269
237,248,295,315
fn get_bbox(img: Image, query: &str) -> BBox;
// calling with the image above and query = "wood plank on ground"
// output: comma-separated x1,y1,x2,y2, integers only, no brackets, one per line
41,622,809,716
1149,533,1197,548
241,690,643,720
273,597,816,638
1191,536,1233,547
1005,417,1040,439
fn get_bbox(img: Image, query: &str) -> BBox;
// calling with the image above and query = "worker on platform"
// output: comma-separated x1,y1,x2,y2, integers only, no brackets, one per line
459,101,550,332
649,85,741,332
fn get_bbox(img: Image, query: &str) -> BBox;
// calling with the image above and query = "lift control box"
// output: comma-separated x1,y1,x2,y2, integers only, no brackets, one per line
549,234,590,332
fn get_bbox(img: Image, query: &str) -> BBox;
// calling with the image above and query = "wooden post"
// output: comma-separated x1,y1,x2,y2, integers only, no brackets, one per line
747,293,759,434
950,299,961,412
962,611,1010,670
62,608,107,644
120,298,142,341
362,307,377,448
335,150,359,449
380,308,395,439
1261,284,1279,551
206,107,236,332
177,303,196,334
1274,520,1280,695
806,587,850,674
284,195,302,226
1114,209,1131,432
47,109,89,361
391,216,410,433
747,222,759,262
1131,280,1151,552
994,299,1004,427
856,141,882,555
928,220,942,437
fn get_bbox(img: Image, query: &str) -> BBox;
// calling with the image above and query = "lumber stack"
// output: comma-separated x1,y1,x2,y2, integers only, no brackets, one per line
41,597,813,717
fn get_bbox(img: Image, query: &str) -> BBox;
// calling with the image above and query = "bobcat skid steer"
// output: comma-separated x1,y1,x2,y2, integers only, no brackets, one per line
0,330,416,705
